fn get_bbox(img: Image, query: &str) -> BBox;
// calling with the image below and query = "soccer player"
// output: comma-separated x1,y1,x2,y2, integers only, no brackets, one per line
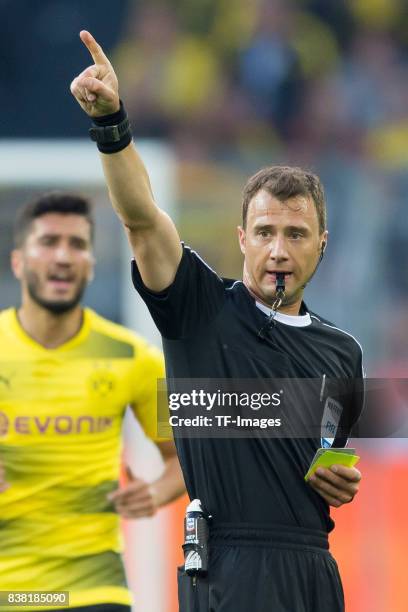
71,31,363,612
0,192,185,612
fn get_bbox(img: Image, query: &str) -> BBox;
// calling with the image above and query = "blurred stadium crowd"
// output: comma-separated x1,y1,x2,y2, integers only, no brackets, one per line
1,0,408,374
116,0,408,376
115,0,408,165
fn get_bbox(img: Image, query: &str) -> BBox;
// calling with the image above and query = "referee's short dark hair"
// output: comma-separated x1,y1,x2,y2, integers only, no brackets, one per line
14,192,95,247
242,166,326,234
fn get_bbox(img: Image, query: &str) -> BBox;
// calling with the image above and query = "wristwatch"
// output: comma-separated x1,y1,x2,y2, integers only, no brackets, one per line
89,116,131,144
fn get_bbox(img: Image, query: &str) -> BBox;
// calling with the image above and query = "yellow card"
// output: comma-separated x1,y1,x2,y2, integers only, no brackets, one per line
305,449,360,480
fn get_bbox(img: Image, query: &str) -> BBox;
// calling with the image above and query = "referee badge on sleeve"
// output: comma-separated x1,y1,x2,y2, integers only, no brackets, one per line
320,396,343,449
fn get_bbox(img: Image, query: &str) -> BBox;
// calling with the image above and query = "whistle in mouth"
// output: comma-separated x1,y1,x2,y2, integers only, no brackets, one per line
275,272,285,293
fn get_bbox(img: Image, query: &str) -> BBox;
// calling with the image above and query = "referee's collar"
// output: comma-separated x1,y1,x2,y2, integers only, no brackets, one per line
256,301,312,327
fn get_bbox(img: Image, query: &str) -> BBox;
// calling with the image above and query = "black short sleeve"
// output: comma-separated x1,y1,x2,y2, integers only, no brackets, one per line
333,344,365,447
131,244,226,339
348,347,366,439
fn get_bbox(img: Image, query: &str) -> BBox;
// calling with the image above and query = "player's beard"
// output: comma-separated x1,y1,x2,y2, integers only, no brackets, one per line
25,269,87,315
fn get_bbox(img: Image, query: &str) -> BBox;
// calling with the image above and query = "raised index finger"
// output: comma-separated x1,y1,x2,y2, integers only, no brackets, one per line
79,30,110,66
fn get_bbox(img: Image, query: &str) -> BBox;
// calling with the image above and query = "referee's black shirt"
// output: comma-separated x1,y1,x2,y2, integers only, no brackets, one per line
132,245,364,533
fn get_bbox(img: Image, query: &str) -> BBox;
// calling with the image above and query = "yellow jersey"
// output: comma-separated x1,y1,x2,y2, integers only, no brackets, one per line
0,307,164,609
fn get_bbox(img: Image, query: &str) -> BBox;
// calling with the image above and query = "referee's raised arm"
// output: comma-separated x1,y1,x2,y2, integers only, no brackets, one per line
70,30,182,292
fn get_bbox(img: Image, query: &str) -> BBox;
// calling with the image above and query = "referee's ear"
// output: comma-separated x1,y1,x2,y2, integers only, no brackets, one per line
319,231,329,260
238,226,246,255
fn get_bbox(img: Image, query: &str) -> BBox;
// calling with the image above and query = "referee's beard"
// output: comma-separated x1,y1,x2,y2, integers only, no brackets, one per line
25,269,87,315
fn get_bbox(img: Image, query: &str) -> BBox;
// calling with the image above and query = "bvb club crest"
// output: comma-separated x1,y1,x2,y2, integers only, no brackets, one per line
88,365,117,398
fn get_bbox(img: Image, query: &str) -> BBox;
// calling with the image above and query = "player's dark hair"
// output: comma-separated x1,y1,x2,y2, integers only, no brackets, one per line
14,192,95,247
242,166,326,234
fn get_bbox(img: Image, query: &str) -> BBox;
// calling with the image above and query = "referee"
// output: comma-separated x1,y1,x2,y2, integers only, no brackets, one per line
71,31,364,612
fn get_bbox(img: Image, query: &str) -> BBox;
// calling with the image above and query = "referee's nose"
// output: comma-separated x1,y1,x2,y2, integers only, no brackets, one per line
268,235,289,262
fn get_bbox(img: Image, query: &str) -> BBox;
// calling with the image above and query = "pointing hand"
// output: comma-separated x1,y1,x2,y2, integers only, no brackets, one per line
70,30,120,117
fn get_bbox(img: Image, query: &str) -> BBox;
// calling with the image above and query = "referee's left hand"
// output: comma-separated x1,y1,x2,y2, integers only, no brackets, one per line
107,467,158,519
307,465,361,508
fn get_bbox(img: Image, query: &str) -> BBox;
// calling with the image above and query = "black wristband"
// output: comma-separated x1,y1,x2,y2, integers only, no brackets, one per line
89,101,132,154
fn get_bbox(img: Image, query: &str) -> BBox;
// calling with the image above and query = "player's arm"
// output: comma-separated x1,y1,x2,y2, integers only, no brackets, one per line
151,440,186,507
308,465,361,508
70,30,182,292
108,441,185,519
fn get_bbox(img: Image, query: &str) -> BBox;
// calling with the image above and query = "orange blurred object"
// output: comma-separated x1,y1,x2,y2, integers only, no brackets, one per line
331,453,408,612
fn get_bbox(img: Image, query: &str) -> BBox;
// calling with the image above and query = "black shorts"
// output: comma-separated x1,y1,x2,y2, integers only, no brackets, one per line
178,524,344,612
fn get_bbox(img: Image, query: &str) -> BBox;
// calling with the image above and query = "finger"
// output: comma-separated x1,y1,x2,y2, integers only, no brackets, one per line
111,489,152,507
0,482,10,493
330,465,362,482
313,467,359,490
108,484,151,503
76,65,99,81
309,475,354,504
116,503,156,519
315,470,360,496
78,68,100,101
71,66,99,100
80,30,110,67
122,480,150,496
315,491,344,508
70,77,91,104
76,76,111,98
